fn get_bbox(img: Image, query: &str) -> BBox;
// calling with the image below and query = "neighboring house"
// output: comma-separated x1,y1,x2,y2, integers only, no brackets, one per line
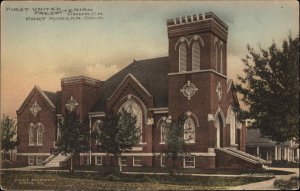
246,128,299,162
15,12,264,169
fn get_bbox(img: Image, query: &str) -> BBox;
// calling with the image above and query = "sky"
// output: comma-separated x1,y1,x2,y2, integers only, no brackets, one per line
1,0,299,117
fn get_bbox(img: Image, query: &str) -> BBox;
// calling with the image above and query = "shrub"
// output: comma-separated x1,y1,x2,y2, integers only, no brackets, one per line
274,176,299,190
105,174,120,181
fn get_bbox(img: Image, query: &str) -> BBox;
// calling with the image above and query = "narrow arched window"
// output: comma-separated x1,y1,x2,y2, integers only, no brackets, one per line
119,99,143,142
28,124,35,146
229,107,236,145
184,117,195,143
93,120,102,145
179,43,187,72
215,46,219,72
220,46,223,74
192,42,201,70
160,121,167,143
36,123,44,146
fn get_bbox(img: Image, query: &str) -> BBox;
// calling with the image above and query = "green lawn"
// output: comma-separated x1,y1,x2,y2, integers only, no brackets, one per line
1,171,272,190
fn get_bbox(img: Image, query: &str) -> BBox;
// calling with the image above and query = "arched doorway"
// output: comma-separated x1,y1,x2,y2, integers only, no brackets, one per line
216,113,224,148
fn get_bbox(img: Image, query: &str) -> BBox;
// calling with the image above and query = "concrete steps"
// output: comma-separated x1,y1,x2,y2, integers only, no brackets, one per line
44,153,72,167
225,147,267,163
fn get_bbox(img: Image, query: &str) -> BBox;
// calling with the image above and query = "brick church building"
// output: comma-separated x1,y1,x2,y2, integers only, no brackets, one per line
16,12,265,169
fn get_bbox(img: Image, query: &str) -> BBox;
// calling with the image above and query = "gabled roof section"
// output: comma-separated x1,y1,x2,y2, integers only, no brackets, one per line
17,85,57,114
227,79,239,107
91,56,169,111
108,73,152,100
34,86,56,108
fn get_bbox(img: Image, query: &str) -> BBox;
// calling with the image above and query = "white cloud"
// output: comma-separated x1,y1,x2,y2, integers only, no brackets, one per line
86,64,119,80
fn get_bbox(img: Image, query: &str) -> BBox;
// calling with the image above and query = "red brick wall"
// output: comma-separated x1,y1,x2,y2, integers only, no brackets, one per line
61,78,101,121
17,88,56,155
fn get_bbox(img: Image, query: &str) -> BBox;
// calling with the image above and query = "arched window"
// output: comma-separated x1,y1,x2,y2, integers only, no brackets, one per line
28,123,35,146
184,117,195,143
93,120,102,145
192,42,201,71
179,43,187,72
36,123,44,146
215,46,219,73
119,99,143,141
160,121,168,143
220,46,223,74
227,106,236,145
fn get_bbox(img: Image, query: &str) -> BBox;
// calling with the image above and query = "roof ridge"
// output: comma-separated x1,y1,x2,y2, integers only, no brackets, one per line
105,56,168,82
135,56,168,62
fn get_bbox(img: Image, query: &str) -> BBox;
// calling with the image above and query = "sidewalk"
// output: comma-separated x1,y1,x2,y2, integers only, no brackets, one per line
1,166,274,178
231,167,299,190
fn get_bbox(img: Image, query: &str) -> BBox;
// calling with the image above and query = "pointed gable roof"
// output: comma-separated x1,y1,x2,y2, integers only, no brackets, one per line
17,85,58,114
91,56,169,111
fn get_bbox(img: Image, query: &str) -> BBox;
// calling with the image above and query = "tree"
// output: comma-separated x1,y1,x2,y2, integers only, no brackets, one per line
164,115,189,173
97,108,140,173
1,115,19,157
236,34,299,143
55,111,90,172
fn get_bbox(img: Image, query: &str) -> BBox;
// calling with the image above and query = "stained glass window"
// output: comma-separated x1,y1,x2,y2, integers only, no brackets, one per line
119,99,143,141
184,117,195,143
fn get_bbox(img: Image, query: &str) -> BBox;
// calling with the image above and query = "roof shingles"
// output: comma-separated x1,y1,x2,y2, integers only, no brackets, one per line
91,57,169,111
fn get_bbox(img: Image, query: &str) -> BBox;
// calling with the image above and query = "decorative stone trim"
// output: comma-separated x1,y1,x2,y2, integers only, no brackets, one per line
30,101,41,117
17,153,51,156
180,81,198,100
168,69,227,79
65,96,78,111
216,81,222,101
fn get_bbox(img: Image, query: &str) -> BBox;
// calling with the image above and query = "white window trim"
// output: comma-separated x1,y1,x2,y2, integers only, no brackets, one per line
95,156,102,166
161,156,166,167
183,156,195,168
120,156,127,166
84,156,90,165
36,128,43,146
160,122,167,144
28,156,35,165
118,98,144,143
28,124,35,146
184,117,196,143
133,156,142,167
36,156,43,165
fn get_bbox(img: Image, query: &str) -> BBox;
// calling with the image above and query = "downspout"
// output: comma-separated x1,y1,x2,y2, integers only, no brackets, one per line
89,115,92,165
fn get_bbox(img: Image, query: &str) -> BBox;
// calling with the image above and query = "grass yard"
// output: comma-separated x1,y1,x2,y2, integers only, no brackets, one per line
1,171,272,190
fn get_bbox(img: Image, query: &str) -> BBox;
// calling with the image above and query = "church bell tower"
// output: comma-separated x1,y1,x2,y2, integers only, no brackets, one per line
167,12,229,150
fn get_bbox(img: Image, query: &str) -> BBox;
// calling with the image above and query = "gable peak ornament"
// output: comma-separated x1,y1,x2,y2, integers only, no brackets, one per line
180,81,198,100
30,101,41,117
216,82,223,101
65,96,78,111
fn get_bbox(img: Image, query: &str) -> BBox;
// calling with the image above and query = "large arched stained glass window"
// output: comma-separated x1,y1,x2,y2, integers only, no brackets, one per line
184,117,195,143
179,43,187,72
119,99,143,141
